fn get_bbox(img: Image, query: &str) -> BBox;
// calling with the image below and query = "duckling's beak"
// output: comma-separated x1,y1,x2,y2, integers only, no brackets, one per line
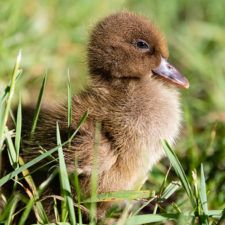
152,57,189,89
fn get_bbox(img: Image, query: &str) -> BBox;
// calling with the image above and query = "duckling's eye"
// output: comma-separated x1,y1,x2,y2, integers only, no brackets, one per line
133,39,152,52
136,40,149,49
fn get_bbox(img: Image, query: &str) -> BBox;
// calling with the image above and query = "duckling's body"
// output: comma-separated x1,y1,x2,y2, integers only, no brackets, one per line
3,11,189,221
22,76,181,217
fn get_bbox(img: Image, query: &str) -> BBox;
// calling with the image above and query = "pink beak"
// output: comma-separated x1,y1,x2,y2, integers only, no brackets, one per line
152,57,189,89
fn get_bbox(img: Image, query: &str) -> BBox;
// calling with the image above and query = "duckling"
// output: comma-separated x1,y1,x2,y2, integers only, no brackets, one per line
6,11,189,221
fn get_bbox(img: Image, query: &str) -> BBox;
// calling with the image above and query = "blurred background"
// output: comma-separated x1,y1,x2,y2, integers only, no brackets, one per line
0,0,224,211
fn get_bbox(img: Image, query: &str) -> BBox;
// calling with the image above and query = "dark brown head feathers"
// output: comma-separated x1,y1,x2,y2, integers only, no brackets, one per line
88,11,168,79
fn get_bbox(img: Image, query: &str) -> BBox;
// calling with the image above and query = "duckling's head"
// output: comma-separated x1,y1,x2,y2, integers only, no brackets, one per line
88,11,189,88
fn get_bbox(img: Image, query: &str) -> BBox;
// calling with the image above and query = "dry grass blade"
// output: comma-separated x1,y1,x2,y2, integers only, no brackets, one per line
18,157,49,224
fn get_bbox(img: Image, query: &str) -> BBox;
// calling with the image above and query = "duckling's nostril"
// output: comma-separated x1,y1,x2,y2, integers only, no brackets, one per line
152,57,189,88
167,64,173,70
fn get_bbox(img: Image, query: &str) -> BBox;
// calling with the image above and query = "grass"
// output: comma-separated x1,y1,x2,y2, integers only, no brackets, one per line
0,0,225,224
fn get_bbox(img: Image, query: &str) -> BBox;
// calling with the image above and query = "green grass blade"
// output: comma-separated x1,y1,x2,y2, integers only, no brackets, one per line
172,203,182,213
0,113,88,187
32,223,71,225
4,195,19,225
0,50,22,151
9,108,16,127
18,157,49,224
53,197,60,223
82,190,153,203
67,71,72,129
160,181,181,201
0,102,4,133
15,96,22,162
5,198,19,225
158,165,171,195
162,140,195,207
56,122,76,225
31,73,47,134
207,210,223,218
18,169,59,225
69,111,88,141
0,146,58,186
199,164,208,215
216,209,225,223
125,213,186,225
0,194,19,222
38,168,59,196
5,126,17,168
18,198,35,225
73,161,83,225
90,122,100,225
0,102,4,156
